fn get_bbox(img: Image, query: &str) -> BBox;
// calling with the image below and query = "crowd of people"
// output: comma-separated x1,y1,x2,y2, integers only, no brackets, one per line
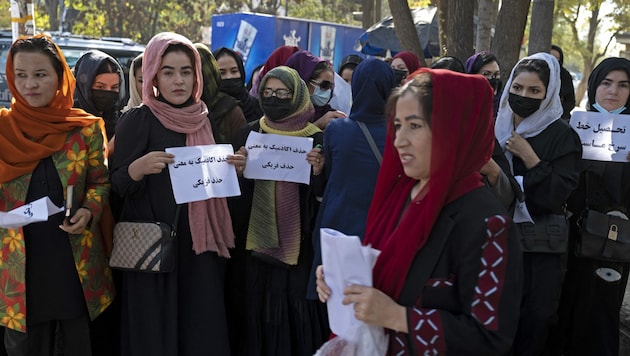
0,30,628,356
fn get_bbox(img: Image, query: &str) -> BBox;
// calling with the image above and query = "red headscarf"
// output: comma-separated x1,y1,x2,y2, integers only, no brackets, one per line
392,51,421,73
364,68,495,300
0,34,104,183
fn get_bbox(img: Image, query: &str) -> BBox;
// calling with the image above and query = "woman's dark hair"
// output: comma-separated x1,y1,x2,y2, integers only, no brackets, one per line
512,59,550,92
11,36,64,79
310,61,333,81
97,58,121,77
431,56,465,73
470,52,499,74
386,72,433,127
163,43,196,68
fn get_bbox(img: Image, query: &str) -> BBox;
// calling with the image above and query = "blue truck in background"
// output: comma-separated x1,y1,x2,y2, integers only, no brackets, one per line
211,12,365,82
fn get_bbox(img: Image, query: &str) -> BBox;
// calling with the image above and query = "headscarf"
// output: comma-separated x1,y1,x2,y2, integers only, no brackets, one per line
465,51,497,74
364,68,495,300
392,51,421,73
143,32,234,257
249,45,300,97
74,49,125,115
194,43,239,143
285,50,334,118
349,58,397,124
0,34,104,183
73,49,124,139
213,47,263,122
285,50,327,84
495,52,563,151
122,53,143,112
587,57,630,114
551,45,564,66
246,66,320,265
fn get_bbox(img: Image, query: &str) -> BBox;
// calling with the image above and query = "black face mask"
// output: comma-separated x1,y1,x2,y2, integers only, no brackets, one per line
508,92,542,118
219,78,245,98
260,96,293,122
393,69,408,85
488,78,502,94
91,89,119,113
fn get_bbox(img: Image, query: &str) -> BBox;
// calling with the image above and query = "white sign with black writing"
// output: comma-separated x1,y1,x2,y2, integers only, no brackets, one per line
165,145,241,204
570,111,630,162
243,131,313,184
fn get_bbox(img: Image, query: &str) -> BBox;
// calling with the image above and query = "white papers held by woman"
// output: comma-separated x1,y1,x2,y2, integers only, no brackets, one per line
315,228,387,356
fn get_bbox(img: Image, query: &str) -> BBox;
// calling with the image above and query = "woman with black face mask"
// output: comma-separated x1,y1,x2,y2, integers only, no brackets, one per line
74,50,124,142
465,51,503,118
495,53,582,355
226,65,329,356
73,48,124,356
213,47,264,123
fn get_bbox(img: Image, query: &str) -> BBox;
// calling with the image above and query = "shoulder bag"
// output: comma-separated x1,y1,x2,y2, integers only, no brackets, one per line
575,174,630,262
516,213,569,253
110,205,181,273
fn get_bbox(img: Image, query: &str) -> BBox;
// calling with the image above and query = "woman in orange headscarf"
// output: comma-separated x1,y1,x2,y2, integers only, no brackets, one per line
0,35,113,355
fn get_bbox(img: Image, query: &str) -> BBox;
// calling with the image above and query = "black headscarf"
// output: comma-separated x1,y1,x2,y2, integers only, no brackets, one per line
587,57,630,114
213,47,263,122
73,50,124,139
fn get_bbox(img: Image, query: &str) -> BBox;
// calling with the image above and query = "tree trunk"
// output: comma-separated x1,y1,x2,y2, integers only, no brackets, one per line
475,0,499,52
528,0,554,55
45,0,60,31
388,0,427,66
437,0,448,57
362,0,374,30
492,0,531,76
445,0,475,61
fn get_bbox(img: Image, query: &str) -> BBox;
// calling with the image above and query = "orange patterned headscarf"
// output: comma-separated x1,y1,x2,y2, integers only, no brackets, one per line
0,34,104,183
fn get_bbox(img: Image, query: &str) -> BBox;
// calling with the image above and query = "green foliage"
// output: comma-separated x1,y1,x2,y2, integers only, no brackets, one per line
288,0,360,25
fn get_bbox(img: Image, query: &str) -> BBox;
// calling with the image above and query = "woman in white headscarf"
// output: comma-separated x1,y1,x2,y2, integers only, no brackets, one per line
495,53,582,355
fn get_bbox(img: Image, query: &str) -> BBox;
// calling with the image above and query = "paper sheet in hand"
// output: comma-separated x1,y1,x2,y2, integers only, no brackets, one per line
512,176,534,224
320,228,381,338
243,131,313,184
0,197,64,228
166,145,241,204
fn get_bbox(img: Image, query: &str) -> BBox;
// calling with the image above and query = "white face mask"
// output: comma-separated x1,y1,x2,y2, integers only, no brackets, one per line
310,85,331,106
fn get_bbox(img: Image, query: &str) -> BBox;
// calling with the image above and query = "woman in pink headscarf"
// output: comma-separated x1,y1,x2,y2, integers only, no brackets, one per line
111,32,241,356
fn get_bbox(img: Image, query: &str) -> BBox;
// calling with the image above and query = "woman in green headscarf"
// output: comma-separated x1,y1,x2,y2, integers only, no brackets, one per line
194,43,247,144
226,66,329,355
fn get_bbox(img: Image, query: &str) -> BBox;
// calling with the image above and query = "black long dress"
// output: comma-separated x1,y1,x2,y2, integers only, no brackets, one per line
225,121,329,356
111,106,230,356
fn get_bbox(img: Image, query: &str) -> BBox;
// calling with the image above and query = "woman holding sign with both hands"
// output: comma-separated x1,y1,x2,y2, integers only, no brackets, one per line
111,32,240,356
225,65,328,356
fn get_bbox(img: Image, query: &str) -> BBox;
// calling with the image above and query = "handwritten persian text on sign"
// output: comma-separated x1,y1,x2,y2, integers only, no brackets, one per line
569,111,629,162
243,131,313,184
165,145,241,204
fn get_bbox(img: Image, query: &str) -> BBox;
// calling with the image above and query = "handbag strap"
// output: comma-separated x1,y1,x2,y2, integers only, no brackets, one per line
119,199,182,233
356,121,382,165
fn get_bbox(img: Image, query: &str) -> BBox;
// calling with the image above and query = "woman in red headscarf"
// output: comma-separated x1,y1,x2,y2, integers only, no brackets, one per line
316,69,522,354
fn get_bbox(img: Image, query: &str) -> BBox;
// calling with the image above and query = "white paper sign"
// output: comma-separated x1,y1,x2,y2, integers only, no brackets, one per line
570,111,630,162
320,228,381,338
243,131,314,184
165,145,241,204
0,197,64,229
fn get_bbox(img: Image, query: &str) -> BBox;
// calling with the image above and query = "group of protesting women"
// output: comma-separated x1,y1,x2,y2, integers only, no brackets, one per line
0,30,628,356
